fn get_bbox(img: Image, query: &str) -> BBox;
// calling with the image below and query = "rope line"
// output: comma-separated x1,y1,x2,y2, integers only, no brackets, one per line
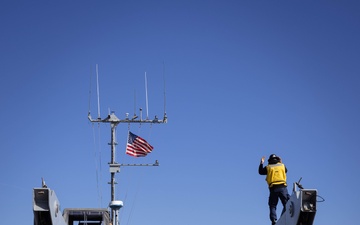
92,123,101,207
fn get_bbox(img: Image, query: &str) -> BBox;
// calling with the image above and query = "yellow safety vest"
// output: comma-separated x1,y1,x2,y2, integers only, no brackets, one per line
266,163,287,187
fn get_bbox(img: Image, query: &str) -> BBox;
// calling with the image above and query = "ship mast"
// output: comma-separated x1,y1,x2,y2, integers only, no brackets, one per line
88,112,167,225
88,67,167,225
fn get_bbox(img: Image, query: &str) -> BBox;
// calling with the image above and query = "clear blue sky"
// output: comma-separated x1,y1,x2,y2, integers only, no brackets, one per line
1,1,359,224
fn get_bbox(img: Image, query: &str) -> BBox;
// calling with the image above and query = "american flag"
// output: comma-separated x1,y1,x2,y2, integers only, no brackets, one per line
126,131,154,157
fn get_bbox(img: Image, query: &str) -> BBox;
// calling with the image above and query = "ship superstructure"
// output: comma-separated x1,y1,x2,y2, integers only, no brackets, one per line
33,66,167,225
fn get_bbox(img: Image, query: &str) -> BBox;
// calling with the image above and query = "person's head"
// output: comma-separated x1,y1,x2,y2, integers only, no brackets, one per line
268,154,280,164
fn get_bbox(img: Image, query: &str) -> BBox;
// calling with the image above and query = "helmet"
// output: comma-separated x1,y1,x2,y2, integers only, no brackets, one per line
268,154,280,162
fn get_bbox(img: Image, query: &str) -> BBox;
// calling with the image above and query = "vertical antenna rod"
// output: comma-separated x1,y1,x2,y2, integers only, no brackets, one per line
145,72,149,119
96,64,101,119
88,65,93,114
163,61,167,115
134,89,137,118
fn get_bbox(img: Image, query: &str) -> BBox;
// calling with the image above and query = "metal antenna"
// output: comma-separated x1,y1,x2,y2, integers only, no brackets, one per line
88,65,93,115
162,61,167,120
96,64,101,119
145,72,149,119
132,89,138,120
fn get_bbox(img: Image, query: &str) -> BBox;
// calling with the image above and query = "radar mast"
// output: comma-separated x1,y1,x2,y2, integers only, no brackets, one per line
88,66,167,225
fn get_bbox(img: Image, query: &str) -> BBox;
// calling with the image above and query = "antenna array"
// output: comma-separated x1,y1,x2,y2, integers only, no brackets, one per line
87,65,167,225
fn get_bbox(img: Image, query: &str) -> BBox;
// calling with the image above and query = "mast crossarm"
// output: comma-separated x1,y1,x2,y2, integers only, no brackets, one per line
120,160,160,167
88,112,167,124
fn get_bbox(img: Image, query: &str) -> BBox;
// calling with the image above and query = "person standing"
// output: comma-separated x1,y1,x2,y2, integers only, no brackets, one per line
258,154,290,225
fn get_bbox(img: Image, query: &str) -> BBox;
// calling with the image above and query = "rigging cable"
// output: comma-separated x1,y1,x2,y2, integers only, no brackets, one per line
96,64,103,206
123,165,147,225
125,183,140,225
91,124,102,207
119,165,135,225
119,185,129,225
89,64,103,207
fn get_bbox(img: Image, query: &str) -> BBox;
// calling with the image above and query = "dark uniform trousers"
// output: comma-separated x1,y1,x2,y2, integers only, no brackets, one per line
268,185,290,222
